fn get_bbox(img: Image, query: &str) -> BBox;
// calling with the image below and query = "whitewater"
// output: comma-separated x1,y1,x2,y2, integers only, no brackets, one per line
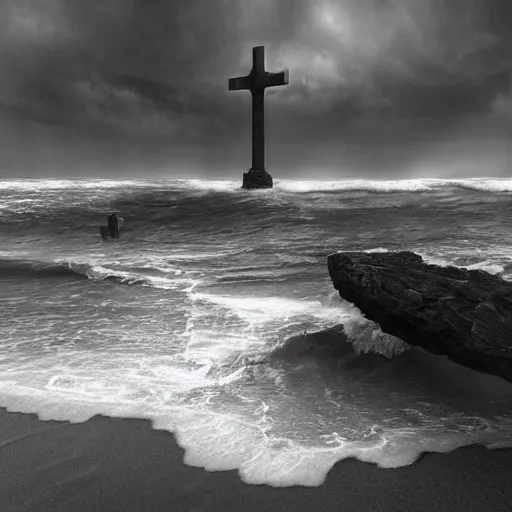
0,177,511,487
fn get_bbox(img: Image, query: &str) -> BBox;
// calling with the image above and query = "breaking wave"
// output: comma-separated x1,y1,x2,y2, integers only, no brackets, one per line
0,256,201,291
268,324,409,363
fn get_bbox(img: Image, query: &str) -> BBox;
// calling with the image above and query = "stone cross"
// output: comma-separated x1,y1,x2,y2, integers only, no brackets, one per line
229,46,289,188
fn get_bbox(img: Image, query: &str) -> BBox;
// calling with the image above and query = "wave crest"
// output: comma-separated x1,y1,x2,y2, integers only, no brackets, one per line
274,178,512,194
0,256,200,291
344,322,411,359
269,322,409,363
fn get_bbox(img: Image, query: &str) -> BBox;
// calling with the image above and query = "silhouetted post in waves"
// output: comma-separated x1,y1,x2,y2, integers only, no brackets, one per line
228,46,289,189
107,213,119,238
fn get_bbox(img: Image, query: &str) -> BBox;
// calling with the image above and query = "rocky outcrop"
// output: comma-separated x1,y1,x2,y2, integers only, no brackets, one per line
242,169,273,189
327,251,512,383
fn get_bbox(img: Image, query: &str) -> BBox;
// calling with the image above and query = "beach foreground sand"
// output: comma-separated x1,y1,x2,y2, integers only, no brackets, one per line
0,408,510,512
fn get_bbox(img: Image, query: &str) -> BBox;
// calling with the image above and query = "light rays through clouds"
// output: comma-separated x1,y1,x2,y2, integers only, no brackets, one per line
0,0,510,177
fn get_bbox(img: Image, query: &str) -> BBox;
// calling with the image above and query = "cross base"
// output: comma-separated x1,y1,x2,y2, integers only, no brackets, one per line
242,169,273,189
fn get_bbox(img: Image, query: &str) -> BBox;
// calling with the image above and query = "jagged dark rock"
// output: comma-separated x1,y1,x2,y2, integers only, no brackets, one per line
242,169,273,189
327,251,512,383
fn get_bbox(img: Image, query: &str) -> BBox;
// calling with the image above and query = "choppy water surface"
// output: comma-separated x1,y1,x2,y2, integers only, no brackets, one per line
0,177,511,487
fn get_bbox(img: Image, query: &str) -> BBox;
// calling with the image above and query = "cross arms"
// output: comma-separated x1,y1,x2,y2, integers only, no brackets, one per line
264,70,289,88
228,75,253,91
229,70,290,92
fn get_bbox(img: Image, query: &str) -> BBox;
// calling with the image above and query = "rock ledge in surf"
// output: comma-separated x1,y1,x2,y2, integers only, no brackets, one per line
327,251,512,383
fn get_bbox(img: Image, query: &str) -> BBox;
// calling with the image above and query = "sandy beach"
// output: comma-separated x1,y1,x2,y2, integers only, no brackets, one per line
0,407,510,512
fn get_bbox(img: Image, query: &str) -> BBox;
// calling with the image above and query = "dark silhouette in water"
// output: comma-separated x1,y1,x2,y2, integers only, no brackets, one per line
228,46,289,190
107,213,119,238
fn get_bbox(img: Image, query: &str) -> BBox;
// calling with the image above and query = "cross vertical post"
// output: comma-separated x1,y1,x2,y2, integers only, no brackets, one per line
252,50,265,172
228,46,289,189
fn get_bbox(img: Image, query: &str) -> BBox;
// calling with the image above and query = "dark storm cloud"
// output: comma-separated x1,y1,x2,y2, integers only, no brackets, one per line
0,0,511,176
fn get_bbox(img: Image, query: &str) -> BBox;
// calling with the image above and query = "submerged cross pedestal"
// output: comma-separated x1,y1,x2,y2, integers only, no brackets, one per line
229,46,289,189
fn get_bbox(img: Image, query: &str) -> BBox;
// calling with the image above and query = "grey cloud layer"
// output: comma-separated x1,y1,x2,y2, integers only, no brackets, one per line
1,0,511,176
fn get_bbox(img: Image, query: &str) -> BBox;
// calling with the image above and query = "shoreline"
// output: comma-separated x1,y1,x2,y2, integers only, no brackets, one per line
0,407,511,512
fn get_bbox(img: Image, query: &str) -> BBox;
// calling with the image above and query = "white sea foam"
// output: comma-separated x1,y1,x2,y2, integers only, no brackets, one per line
84,264,202,291
273,177,512,194
363,247,390,253
1,177,511,194
416,251,508,276
191,293,343,323
178,179,240,192
0,374,509,488
180,292,353,364
464,261,505,274
0,179,166,191
447,178,512,193
43,253,204,291
275,178,446,193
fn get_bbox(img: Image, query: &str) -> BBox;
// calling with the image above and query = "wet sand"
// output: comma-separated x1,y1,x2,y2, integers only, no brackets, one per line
0,407,510,512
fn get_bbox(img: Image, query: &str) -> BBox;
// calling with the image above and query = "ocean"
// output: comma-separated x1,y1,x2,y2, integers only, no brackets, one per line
0,177,511,487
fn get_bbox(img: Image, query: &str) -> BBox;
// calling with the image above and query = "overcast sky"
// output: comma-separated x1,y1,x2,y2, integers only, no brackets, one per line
1,0,511,178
